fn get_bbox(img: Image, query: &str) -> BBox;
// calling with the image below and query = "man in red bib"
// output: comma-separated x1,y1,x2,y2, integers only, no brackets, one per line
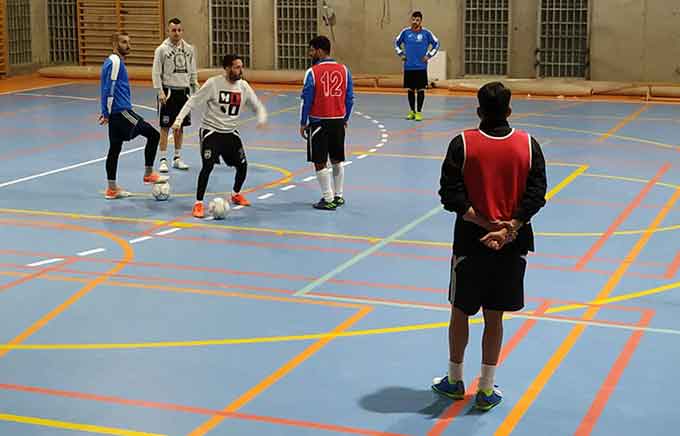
432,82,547,411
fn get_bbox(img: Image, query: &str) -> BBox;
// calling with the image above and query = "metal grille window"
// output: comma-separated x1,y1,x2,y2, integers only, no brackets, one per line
48,0,78,64
538,0,589,78
7,0,31,65
275,0,318,70
210,0,251,67
464,0,509,76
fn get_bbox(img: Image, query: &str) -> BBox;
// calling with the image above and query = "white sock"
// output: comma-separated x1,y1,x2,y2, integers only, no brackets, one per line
332,163,344,198
479,364,496,391
160,150,167,160
448,361,463,382
316,168,334,202
174,150,181,159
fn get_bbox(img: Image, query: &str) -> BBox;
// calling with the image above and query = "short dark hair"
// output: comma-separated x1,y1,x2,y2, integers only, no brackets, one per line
111,32,128,44
477,82,511,120
168,17,182,26
412,11,423,18
309,35,331,54
222,54,242,69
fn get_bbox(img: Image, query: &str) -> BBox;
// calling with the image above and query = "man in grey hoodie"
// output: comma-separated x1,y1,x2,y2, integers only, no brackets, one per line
152,17,199,172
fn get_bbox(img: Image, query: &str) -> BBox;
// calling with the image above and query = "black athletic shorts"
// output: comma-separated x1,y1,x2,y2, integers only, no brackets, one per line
108,109,153,144
199,129,246,167
306,119,346,164
159,86,191,128
448,252,527,316
403,69,428,90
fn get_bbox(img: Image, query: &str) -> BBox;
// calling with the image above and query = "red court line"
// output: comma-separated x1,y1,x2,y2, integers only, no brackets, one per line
664,250,680,279
0,383,405,436
427,301,553,436
0,258,77,292
574,309,655,436
574,163,672,271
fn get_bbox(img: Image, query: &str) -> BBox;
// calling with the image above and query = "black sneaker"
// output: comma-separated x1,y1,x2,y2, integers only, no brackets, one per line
333,196,345,207
313,198,337,210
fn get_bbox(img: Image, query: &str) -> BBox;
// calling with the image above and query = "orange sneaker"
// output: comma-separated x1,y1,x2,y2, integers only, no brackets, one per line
143,172,169,184
192,202,205,218
104,187,131,199
231,193,251,206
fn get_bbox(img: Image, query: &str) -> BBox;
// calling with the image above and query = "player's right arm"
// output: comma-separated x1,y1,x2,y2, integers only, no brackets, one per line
394,28,407,61
99,57,115,122
299,68,315,138
172,78,212,130
152,46,166,104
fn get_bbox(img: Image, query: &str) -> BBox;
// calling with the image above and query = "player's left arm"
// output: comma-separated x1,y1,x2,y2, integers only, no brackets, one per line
512,137,548,226
344,66,354,125
245,82,268,126
189,45,199,94
425,29,440,61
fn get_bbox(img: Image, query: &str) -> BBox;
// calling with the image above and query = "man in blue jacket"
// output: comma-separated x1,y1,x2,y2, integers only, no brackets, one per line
100,32,166,199
394,11,440,121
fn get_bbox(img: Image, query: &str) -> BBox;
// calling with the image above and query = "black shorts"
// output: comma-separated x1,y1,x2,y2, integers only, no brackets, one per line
108,110,152,143
199,129,246,167
403,69,428,90
448,253,527,316
159,86,191,128
306,119,346,164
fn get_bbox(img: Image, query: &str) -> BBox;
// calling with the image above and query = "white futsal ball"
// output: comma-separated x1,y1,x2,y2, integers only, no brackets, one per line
151,181,171,201
209,197,230,219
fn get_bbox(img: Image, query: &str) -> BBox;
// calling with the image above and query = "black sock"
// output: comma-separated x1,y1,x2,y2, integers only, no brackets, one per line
417,90,425,112
196,161,214,201
233,161,248,193
407,90,415,111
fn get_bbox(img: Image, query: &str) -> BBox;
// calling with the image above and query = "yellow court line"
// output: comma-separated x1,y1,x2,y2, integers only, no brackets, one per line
495,185,680,436
0,266,678,350
0,413,165,436
186,306,373,436
513,121,680,151
545,165,588,201
582,172,680,189
597,104,649,142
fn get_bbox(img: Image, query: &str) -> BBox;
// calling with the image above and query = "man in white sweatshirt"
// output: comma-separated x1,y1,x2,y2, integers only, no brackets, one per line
173,54,267,218
152,17,199,172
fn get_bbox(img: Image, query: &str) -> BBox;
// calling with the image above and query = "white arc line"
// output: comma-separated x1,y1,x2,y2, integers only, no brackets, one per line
76,248,106,257
27,258,64,267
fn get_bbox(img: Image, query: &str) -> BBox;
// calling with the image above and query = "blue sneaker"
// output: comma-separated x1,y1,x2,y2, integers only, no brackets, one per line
431,376,465,400
475,386,503,411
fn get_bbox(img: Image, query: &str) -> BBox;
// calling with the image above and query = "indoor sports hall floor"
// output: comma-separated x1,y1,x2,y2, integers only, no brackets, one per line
0,79,679,436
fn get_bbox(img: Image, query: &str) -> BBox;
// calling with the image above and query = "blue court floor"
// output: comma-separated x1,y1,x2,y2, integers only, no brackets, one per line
0,82,679,436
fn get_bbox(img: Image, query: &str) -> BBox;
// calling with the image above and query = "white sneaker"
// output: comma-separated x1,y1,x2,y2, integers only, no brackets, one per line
173,157,189,170
159,159,169,173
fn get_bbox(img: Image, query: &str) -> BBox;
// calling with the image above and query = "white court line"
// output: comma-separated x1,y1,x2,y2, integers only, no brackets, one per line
301,294,680,336
381,133,389,138
376,144,383,148
258,193,274,200
342,161,353,167
357,154,368,159
129,236,152,244
381,138,388,143
0,82,77,96
380,128,387,132
355,111,363,115
369,149,377,153
27,258,64,267
378,124,385,129
155,228,181,236
372,119,379,124
0,146,144,189
302,176,316,182
280,185,296,191
233,205,245,210
76,248,106,257
363,115,372,119
278,94,287,97
15,93,157,112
